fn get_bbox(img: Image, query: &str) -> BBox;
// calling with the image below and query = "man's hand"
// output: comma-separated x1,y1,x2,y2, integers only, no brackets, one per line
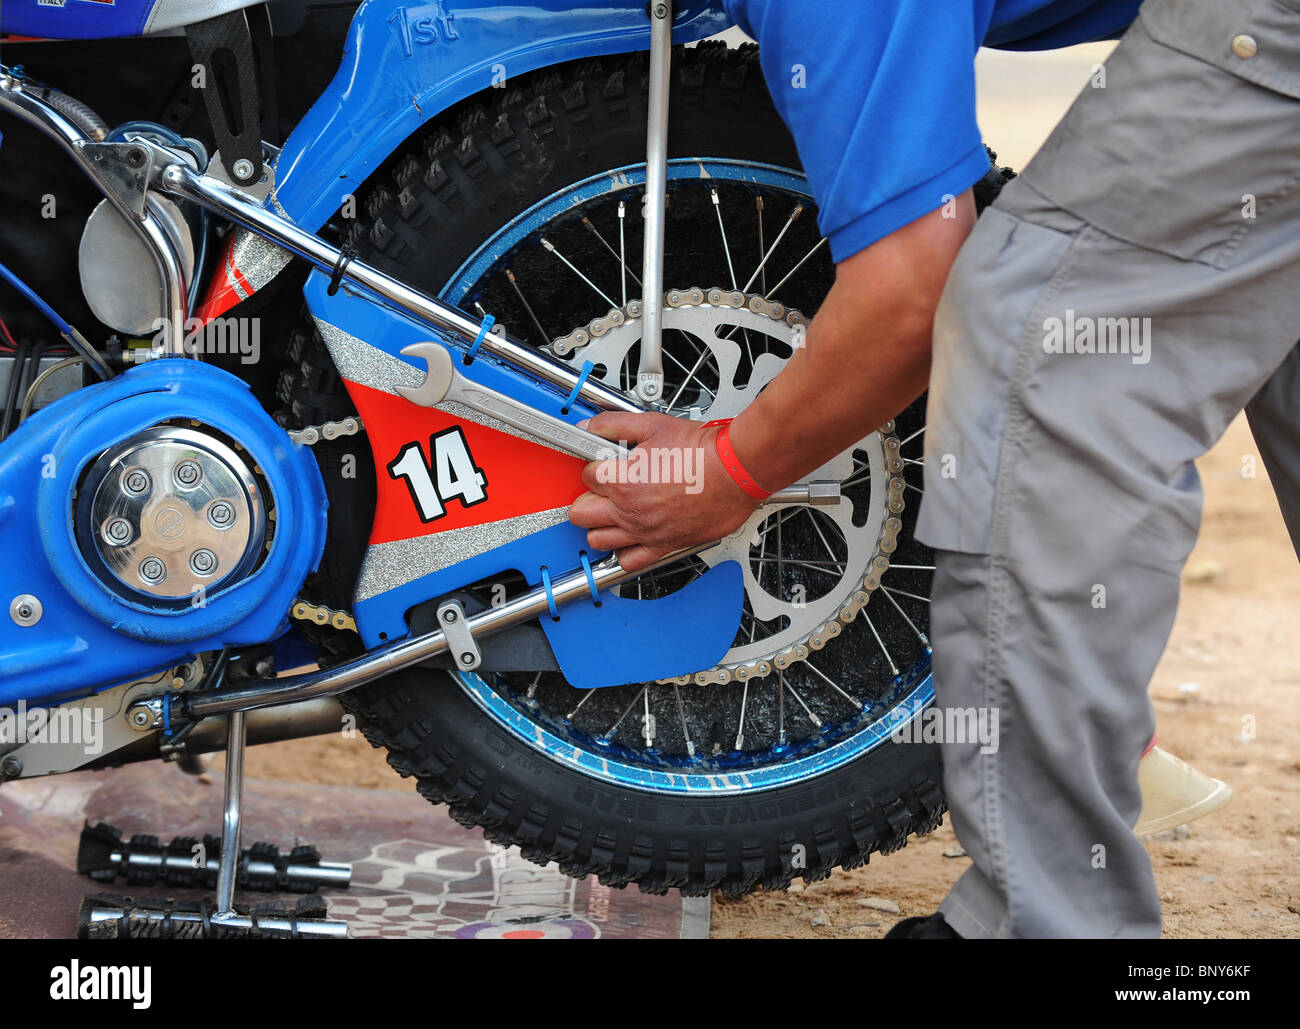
569,411,759,572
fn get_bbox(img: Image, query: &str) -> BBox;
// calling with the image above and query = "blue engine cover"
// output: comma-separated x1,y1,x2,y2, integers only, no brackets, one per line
0,360,327,706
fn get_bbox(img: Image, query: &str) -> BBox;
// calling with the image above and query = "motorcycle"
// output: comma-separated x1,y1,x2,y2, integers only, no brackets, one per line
5,0,1196,938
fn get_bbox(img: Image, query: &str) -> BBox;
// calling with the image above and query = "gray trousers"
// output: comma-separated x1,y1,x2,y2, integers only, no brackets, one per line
916,0,1300,937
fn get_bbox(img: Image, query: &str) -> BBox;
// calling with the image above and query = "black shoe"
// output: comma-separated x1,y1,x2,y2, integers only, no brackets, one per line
883,913,961,939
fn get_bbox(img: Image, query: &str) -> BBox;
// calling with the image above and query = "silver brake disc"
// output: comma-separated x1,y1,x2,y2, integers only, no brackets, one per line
551,288,906,687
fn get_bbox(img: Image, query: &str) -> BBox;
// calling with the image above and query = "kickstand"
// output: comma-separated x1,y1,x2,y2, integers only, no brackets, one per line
213,710,245,919
76,707,351,938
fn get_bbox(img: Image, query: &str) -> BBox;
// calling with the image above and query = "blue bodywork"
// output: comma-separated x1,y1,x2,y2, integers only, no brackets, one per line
0,361,327,706
272,1,731,230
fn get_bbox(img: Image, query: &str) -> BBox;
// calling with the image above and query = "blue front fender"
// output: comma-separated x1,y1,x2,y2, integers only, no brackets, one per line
271,0,732,229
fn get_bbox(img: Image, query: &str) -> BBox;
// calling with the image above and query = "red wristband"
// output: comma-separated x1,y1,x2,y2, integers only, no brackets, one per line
704,418,773,500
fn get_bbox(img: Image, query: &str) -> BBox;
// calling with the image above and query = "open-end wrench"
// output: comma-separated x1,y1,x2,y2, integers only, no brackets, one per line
394,341,841,506
394,341,627,462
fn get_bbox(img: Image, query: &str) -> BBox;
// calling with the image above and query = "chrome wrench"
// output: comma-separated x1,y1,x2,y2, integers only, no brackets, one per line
394,341,841,506
394,341,626,462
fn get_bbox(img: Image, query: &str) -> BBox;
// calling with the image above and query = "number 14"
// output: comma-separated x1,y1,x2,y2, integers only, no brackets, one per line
387,427,488,522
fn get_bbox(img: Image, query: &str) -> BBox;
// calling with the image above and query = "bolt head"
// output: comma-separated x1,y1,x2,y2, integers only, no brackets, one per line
129,707,152,728
104,517,133,545
190,549,217,575
232,158,255,179
139,557,166,585
1,756,21,778
9,594,42,627
209,502,235,527
442,608,458,623
123,469,150,495
174,460,201,486
460,652,475,666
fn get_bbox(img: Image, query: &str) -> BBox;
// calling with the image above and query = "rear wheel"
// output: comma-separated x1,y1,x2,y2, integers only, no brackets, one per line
282,43,948,894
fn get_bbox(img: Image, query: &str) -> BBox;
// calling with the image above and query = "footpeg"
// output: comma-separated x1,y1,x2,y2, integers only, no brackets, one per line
78,821,352,893
77,892,348,939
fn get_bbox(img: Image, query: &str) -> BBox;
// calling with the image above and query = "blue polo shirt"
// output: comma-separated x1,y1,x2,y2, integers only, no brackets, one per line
722,1,1141,262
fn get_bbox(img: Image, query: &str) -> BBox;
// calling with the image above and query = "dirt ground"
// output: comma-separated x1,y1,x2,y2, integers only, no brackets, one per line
223,44,1300,937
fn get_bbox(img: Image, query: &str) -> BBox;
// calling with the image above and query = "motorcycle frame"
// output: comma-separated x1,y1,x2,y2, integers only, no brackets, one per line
0,0,739,719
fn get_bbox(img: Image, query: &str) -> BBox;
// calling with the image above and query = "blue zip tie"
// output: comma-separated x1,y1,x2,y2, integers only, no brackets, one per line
162,692,173,737
464,314,495,364
579,550,601,605
561,361,594,414
540,565,560,620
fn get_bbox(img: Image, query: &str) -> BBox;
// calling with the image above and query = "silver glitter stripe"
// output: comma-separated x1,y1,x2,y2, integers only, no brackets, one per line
225,245,249,300
233,230,293,290
313,317,425,394
312,319,577,457
354,506,571,602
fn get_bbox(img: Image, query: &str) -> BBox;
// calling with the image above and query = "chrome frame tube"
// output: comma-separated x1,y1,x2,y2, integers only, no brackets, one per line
184,548,707,719
636,3,673,404
0,68,189,352
156,161,643,415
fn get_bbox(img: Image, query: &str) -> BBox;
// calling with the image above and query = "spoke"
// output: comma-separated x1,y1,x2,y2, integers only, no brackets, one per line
505,269,549,346
710,187,756,368
665,344,717,410
712,188,740,291
888,563,936,571
618,201,629,306
860,609,900,676
804,658,864,709
904,481,925,497
751,517,769,642
734,679,750,750
642,687,655,748
564,687,596,722
526,672,542,701
898,425,925,449
754,195,766,294
878,584,931,649
742,202,804,293
882,585,930,605
803,507,843,565
752,556,847,574
600,684,648,743
902,457,925,467
673,684,696,758
583,214,642,296
767,235,828,300
777,670,786,745
541,238,616,308
782,672,822,729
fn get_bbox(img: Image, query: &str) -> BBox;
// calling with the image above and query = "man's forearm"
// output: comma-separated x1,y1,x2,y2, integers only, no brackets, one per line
727,193,977,491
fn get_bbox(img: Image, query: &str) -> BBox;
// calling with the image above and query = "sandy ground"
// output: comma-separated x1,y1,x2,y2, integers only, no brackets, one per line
220,43,1300,937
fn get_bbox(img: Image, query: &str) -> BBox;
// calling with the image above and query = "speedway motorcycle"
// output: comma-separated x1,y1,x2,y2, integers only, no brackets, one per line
0,0,1112,937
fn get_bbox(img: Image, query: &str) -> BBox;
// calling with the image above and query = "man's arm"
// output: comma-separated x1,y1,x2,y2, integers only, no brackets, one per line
570,191,977,571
